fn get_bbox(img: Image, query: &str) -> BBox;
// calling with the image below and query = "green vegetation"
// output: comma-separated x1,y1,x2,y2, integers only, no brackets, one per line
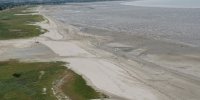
0,60,66,100
62,70,105,100
0,6,45,40
0,60,103,100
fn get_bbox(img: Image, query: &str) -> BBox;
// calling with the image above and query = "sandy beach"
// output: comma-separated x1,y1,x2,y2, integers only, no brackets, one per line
1,1,200,100
38,8,157,100
37,2,200,100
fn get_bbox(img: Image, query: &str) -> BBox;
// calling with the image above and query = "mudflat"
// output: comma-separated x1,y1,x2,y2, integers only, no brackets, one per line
38,1,200,100
1,1,200,100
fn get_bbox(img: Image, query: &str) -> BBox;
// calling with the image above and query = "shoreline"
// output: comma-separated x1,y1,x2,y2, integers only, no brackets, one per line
2,4,200,100
37,6,166,100
37,7,135,100
0,6,107,100
38,3,200,100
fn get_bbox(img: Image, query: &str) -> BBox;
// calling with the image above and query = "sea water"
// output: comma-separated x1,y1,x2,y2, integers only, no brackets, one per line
122,0,200,8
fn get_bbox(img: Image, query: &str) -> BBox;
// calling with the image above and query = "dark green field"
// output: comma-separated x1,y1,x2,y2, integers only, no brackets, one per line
0,60,102,100
0,60,65,100
0,7,45,40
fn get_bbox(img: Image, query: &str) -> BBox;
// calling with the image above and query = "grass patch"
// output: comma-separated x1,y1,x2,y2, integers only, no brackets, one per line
0,6,45,40
0,59,66,100
61,70,106,100
0,60,104,100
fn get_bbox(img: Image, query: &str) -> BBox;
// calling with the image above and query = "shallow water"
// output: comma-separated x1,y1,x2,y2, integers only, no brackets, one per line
122,0,200,8
43,1,200,46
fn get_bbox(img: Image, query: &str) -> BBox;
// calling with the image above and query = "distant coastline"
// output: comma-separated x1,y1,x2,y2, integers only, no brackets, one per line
0,0,116,10
0,1,65,10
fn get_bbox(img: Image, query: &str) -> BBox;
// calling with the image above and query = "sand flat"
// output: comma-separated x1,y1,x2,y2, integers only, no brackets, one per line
33,3,200,100
0,2,199,100
62,58,160,100
41,41,94,57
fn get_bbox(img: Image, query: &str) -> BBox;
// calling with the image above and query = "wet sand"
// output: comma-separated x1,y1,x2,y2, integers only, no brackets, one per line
38,1,200,100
